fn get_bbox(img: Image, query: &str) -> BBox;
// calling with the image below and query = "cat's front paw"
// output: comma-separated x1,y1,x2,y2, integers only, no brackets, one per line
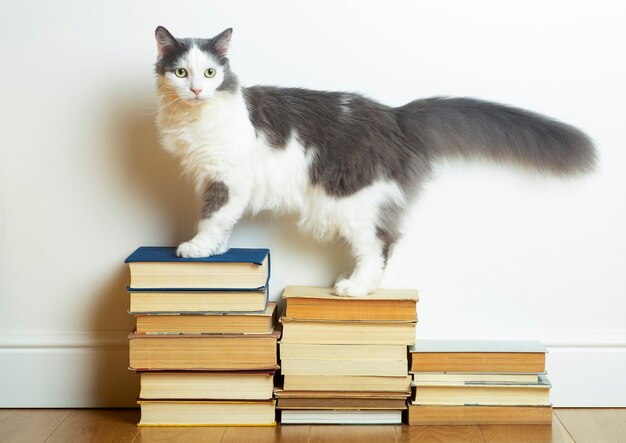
177,241,228,258
177,241,209,258
333,279,368,297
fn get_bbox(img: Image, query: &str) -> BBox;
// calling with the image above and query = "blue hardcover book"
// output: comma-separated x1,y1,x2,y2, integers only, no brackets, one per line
125,247,270,292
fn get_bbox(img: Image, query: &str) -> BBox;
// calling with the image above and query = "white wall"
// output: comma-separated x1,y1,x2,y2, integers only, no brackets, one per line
1,0,624,407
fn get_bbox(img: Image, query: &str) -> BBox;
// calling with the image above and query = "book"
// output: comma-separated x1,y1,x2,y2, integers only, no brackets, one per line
280,317,416,345
277,398,407,410
407,404,553,425
138,400,276,426
282,286,418,321
280,358,408,376
411,372,540,384
410,340,547,373
279,343,407,361
135,303,276,334
129,289,268,313
129,330,279,370
411,375,551,406
139,371,274,400
274,388,409,400
283,375,412,392
280,410,402,424
125,247,270,290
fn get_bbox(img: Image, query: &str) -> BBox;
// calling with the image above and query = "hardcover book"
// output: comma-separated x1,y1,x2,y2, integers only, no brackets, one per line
277,398,407,410
139,371,274,400
283,375,412,392
409,340,547,373
282,286,418,321
407,405,553,425
129,330,279,370
411,372,541,384
274,388,410,400
280,358,408,377
125,247,270,291
411,374,551,406
138,400,276,426
280,317,416,345
134,303,276,334
129,289,268,314
279,343,407,361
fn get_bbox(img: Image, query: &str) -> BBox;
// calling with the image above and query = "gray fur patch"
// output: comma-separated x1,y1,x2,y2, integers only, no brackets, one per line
243,88,596,198
243,87,430,198
201,181,229,219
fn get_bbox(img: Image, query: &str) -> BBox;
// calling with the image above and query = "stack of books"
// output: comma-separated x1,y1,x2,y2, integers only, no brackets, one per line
407,340,552,425
124,246,278,426
276,286,419,424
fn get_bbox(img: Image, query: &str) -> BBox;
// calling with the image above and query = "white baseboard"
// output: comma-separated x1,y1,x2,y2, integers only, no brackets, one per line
0,332,137,408
1,330,625,407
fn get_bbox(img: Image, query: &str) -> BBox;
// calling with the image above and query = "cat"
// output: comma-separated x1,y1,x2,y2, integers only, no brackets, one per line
153,26,596,297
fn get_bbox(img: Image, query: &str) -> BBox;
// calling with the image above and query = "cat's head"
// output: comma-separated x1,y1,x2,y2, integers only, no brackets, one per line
154,26,238,102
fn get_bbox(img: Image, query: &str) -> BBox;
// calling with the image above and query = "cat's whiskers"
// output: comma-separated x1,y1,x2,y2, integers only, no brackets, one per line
165,99,184,130
140,96,182,116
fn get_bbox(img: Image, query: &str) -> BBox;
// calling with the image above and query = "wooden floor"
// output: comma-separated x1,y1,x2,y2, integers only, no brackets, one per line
0,409,624,442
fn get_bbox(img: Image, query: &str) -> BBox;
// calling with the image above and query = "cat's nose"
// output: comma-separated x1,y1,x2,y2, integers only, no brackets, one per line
190,87,202,96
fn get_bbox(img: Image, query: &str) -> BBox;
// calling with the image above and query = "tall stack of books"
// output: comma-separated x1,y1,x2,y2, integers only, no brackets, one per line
276,286,418,424
407,340,552,425
125,246,278,426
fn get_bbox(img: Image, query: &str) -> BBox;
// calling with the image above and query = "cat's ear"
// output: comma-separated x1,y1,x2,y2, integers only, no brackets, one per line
211,28,233,57
155,26,179,59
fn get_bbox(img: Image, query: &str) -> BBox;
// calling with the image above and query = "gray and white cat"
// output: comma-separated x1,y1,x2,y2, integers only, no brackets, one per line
154,26,596,297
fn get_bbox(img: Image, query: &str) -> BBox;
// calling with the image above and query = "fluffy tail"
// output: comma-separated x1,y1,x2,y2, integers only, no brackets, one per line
395,97,596,175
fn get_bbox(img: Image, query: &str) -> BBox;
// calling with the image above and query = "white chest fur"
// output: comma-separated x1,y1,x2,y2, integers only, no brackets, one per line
157,90,256,193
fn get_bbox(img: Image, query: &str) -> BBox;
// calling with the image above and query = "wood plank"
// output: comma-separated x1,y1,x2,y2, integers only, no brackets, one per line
46,409,139,443
397,424,485,442
221,425,310,443
275,425,310,443
480,413,573,443
310,425,396,443
133,426,225,442
0,409,71,443
0,410,16,421
555,408,626,443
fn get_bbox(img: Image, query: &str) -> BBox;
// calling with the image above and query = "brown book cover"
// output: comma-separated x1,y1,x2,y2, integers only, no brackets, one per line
274,388,410,399
129,330,279,370
277,398,407,410
282,286,418,321
408,404,553,425
410,340,546,373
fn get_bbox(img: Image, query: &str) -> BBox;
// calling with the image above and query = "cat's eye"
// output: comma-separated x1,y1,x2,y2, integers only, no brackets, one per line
204,68,216,78
174,68,188,78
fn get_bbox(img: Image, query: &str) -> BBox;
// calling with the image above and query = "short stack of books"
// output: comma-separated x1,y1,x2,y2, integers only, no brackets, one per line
125,246,278,426
276,286,419,424
407,340,552,425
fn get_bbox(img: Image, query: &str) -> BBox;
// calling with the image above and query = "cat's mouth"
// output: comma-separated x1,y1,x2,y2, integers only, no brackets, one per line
187,96,206,103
